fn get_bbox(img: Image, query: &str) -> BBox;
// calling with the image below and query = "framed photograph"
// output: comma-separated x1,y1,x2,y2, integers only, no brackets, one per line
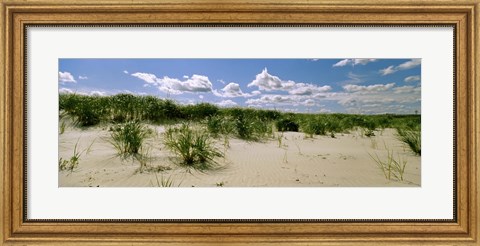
1,0,478,244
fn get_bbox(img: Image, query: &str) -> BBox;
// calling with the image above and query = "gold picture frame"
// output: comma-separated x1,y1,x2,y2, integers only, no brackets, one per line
1,0,479,244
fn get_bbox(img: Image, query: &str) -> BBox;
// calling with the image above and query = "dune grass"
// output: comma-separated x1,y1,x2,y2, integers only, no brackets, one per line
59,139,94,172
108,121,153,159
164,123,223,170
60,93,421,140
369,145,408,181
396,126,421,156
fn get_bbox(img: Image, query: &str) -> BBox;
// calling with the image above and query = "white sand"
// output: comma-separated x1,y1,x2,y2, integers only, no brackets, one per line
59,124,420,187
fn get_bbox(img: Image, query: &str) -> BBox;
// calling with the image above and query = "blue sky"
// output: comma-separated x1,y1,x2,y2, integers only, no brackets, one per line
59,59,421,114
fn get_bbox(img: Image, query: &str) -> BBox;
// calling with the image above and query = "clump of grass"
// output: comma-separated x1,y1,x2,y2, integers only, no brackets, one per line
59,140,93,172
364,128,375,137
59,120,67,134
153,173,182,187
396,127,421,155
109,121,152,159
276,132,284,148
164,123,223,170
369,146,408,181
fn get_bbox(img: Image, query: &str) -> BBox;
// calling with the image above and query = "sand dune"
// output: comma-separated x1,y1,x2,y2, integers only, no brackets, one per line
59,125,420,187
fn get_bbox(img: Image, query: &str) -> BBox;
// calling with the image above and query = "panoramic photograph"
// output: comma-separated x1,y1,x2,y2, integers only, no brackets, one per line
58,58,421,187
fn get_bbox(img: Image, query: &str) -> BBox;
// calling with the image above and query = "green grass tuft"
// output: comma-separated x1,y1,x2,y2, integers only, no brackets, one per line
164,123,223,170
108,121,153,159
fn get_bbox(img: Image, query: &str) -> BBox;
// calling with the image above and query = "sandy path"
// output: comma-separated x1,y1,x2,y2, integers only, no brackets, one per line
59,124,420,187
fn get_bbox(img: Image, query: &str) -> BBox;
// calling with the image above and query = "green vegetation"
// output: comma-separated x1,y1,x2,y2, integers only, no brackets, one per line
59,139,94,172
108,121,153,159
369,146,408,181
59,94,420,142
396,126,421,156
163,123,223,170
153,173,182,187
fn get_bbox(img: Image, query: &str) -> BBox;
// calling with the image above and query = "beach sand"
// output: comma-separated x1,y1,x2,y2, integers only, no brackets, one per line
59,124,420,187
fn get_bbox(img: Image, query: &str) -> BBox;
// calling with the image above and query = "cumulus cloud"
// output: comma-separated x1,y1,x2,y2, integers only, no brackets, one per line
393,86,418,94
123,70,129,74
380,59,421,75
332,59,377,67
90,90,107,96
246,94,320,107
131,72,157,84
131,72,213,94
78,76,88,80
247,68,331,95
289,84,331,95
343,83,395,92
404,75,421,82
59,88,73,94
216,100,238,107
213,82,263,98
58,71,76,83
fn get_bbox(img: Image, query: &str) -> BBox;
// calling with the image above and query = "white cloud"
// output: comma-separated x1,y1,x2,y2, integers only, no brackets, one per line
404,75,421,82
380,59,421,75
343,83,395,92
78,76,88,80
379,66,396,75
59,88,73,94
90,91,107,96
58,71,76,83
213,82,261,98
289,84,331,95
123,70,129,74
246,94,305,106
247,68,331,95
131,72,157,84
216,100,237,107
199,95,204,99
131,72,213,94
160,75,213,94
333,59,377,67
303,99,315,106
393,85,417,94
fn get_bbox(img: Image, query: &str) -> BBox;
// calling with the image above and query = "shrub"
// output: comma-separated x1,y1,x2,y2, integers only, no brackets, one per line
164,124,223,170
109,121,152,158
275,118,299,132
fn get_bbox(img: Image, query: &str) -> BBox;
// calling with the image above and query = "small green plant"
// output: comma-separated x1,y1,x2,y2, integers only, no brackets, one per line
276,132,284,148
59,120,67,134
364,128,375,137
153,173,181,187
396,127,421,155
59,140,90,172
369,146,408,181
164,123,223,170
109,121,152,159
216,181,225,187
